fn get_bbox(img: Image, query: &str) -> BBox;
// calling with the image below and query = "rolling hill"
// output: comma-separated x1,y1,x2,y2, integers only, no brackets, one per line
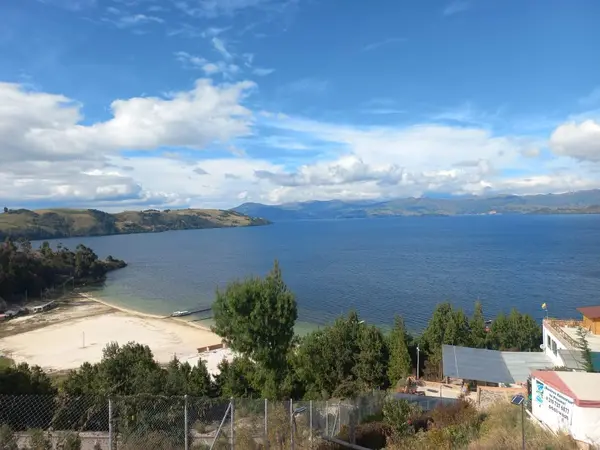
232,190,600,221
0,208,270,241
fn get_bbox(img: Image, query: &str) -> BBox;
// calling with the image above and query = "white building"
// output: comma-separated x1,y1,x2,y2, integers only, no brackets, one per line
542,306,600,371
531,370,600,446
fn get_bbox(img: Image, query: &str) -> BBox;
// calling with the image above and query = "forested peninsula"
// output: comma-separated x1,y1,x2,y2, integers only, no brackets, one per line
0,238,126,308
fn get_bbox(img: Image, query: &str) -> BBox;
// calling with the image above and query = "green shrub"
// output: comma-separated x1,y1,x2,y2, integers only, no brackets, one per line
382,399,421,437
28,429,52,450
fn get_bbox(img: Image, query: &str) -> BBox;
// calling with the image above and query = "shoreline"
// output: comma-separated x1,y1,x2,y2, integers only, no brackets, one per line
76,292,215,333
0,292,228,373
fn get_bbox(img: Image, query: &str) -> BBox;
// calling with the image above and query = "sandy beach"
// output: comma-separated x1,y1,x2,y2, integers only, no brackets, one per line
0,294,232,374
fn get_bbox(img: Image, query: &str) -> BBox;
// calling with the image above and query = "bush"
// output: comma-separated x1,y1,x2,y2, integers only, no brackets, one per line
336,421,389,449
431,398,480,429
383,399,421,437
28,429,52,450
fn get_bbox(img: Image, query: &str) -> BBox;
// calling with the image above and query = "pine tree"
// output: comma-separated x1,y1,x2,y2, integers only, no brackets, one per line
470,301,488,348
387,316,412,386
576,326,595,372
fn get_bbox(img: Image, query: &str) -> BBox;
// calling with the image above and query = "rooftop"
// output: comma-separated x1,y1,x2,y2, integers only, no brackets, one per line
532,370,600,407
442,345,554,385
561,326,600,352
577,306,600,320
544,319,600,352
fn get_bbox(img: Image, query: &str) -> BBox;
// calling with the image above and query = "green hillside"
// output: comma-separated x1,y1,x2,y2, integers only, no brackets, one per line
0,208,270,240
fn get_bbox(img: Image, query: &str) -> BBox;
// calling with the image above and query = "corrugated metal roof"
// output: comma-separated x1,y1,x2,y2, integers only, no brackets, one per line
557,349,587,371
442,345,554,384
501,351,555,383
577,306,600,319
442,345,514,384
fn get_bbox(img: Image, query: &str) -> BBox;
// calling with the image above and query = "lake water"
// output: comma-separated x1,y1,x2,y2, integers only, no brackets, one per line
50,215,600,332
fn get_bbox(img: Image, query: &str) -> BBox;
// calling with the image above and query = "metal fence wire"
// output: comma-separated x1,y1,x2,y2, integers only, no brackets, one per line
0,391,397,450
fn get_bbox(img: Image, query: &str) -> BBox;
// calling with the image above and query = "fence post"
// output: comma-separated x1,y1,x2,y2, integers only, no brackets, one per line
230,398,235,450
309,400,313,447
108,398,113,450
264,398,269,450
337,401,341,436
325,401,329,437
290,399,295,450
184,395,189,450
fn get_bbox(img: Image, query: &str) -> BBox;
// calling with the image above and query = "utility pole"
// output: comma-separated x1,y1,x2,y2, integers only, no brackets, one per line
416,346,420,380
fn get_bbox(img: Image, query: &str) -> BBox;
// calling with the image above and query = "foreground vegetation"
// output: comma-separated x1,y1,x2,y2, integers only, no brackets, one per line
317,399,577,450
0,238,126,308
0,207,270,241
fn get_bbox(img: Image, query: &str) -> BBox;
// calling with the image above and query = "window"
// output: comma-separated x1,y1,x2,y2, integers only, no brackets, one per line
552,339,557,356
547,334,551,349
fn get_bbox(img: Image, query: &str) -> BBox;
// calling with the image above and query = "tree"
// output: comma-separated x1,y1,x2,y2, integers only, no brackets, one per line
293,311,388,399
354,324,389,391
420,303,453,379
3,207,7,214
213,357,259,398
443,309,472,347
212,260,297,398
489,309,541,351
387,316,412,386
470,301,488,348
576,326,595,372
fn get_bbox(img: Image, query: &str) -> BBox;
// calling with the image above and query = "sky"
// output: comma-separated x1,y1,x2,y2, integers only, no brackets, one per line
1,0,600,211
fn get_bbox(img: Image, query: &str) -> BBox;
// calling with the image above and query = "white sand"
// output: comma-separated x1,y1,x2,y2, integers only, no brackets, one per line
0,304,224,372
185,348,234,376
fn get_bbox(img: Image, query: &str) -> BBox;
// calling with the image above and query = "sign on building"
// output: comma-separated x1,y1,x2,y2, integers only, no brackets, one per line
533,378,574,431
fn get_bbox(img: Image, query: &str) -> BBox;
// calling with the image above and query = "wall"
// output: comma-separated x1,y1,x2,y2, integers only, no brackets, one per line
582,317,599,335
531,377,574,434
542,325,567,367
571,405,600,445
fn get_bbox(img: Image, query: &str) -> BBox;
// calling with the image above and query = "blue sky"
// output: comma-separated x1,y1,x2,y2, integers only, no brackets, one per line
1,0,600,210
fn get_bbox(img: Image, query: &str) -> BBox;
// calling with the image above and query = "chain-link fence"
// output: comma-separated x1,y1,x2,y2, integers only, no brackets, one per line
0,392,391,449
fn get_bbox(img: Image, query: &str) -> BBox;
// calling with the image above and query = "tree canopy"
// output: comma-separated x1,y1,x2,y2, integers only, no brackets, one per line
387,316,413,387
0,238,126,306
211,260,297,398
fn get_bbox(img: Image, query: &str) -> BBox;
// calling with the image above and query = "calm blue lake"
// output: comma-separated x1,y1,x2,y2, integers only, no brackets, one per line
50,215,600,331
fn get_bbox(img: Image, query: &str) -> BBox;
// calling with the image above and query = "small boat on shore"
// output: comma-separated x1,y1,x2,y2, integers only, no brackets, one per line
171,310,191,317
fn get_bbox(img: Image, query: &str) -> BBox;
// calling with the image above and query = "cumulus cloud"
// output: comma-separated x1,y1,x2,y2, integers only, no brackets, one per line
549,120,600,162
3,78,600,210
0,80,256,207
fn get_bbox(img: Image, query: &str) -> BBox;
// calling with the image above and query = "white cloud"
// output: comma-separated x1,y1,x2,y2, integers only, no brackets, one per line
362,37,406,52
174,52,240,78
3,79,600,210
549,120,600,162
253,67,275,76
443,1,470,16
0,80,257,207
211,37,233,60
104,13,164,28
174,0,277,18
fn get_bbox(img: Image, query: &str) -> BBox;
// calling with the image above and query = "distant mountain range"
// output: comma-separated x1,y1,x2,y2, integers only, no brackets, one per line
233,190,600,221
